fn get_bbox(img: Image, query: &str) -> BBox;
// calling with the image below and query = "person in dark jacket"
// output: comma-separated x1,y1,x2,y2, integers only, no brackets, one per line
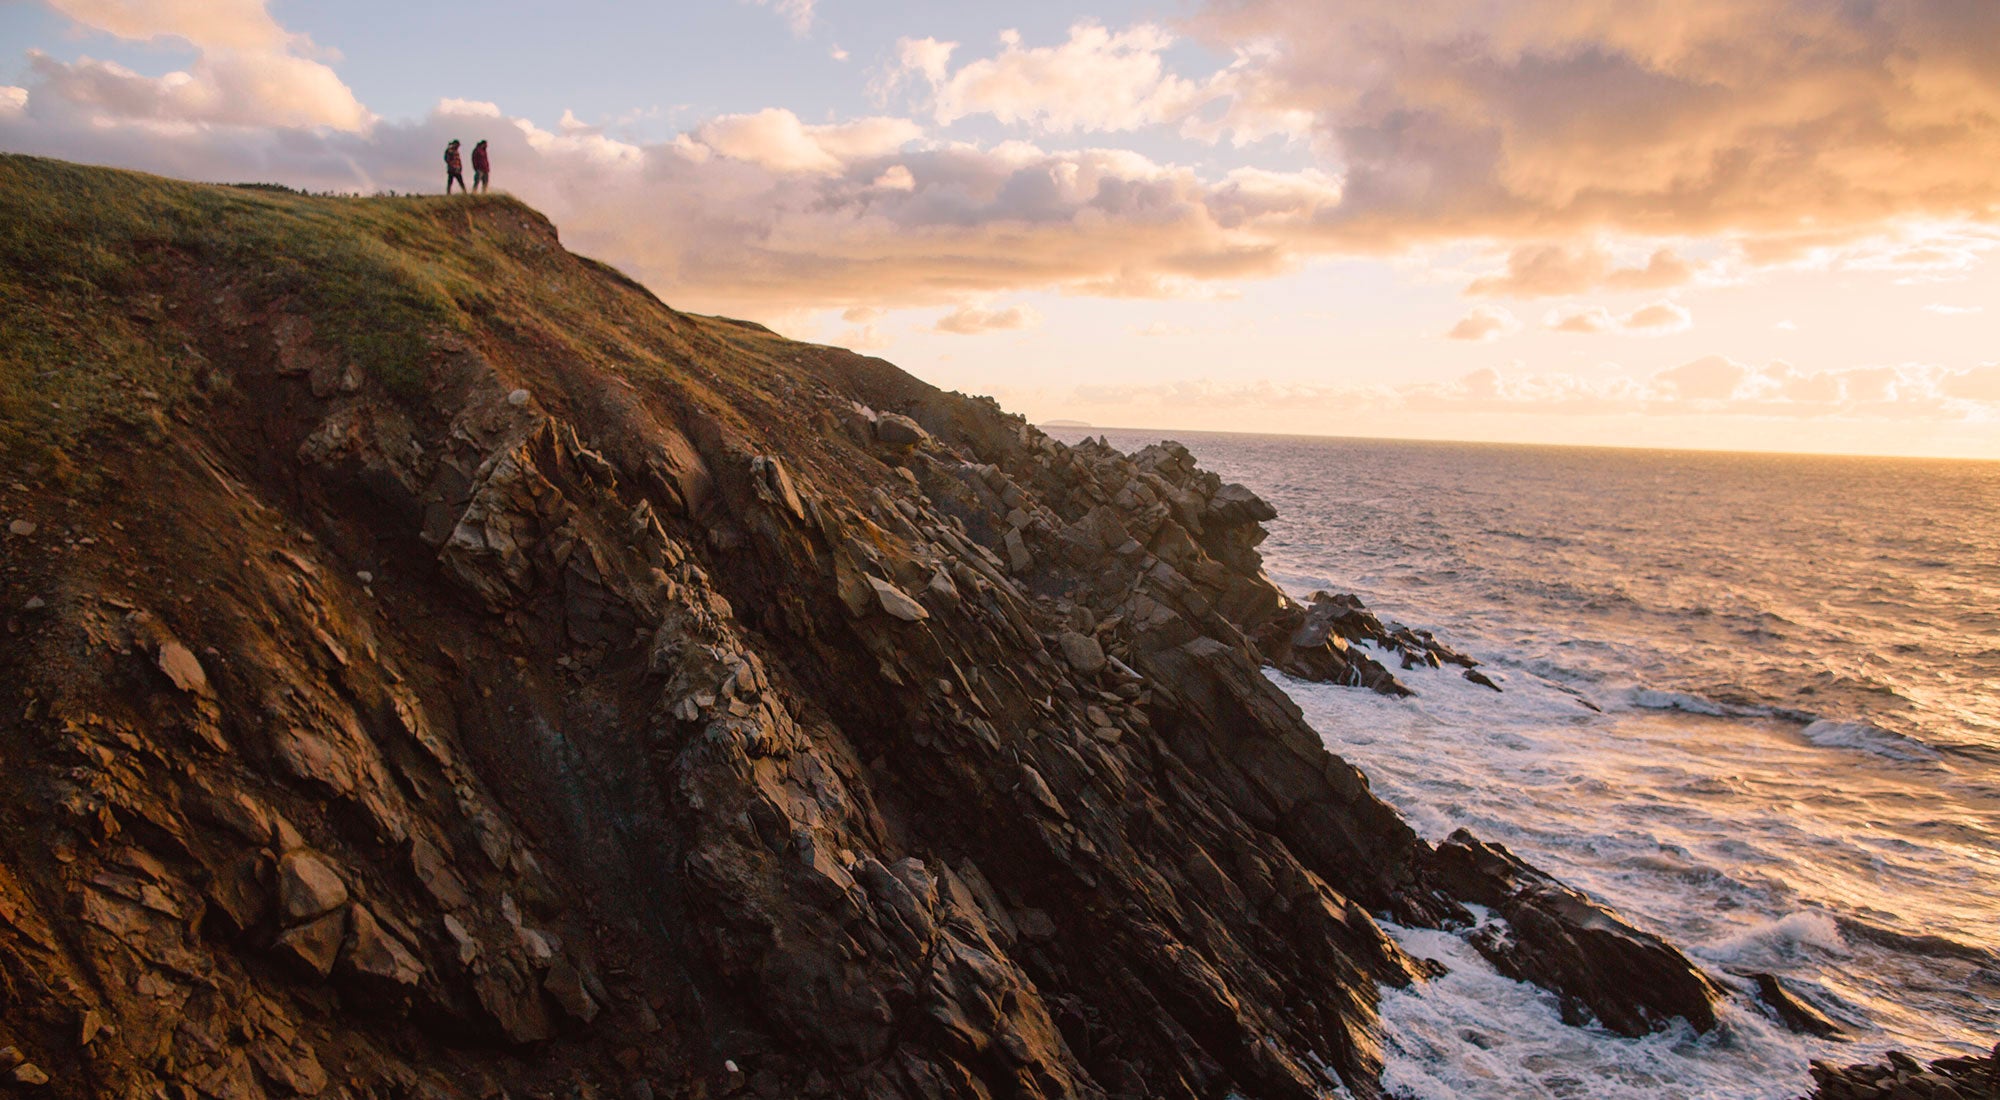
471,140,490,193
444,139,466,194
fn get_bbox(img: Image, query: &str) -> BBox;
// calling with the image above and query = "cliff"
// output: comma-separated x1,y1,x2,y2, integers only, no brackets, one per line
1,154,1730,1099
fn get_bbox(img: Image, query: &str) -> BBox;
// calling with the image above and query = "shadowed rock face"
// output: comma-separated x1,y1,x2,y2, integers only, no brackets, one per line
1807,1046,2000,1100
0,159,1725,1099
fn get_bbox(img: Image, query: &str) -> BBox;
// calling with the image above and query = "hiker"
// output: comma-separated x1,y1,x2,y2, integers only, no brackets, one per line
471,140,491,192
444,139,466,194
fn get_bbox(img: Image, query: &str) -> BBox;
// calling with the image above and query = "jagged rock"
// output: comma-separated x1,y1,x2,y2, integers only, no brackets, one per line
866,575,930,621
1808,1046,2000,1099
343,904,426,987
277,851,349,923
1003,527,1033,572
544,957,602,1024
1749,972,1845,1038
275,908,347,978
1205,483,1278,526
750,455,807,522
156,640,212,696
1431,830,1722,1036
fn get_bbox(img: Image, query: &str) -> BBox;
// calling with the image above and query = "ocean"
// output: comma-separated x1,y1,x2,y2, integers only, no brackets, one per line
1049,427,2000,1099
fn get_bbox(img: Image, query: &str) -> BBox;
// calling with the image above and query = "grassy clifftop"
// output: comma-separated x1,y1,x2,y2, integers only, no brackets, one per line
0,154,810,474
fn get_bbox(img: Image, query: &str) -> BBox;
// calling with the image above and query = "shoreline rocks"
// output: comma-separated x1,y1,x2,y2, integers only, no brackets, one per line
1807,1045,2000,1099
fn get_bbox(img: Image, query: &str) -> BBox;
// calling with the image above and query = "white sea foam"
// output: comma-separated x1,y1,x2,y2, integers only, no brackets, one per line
1065,427,2000,1087
1374,922,1822,1100
1701,911,1850,968
1800,719,1941,763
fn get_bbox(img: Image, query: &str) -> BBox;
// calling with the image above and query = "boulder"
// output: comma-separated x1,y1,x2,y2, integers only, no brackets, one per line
874,414,930,448
1056,631,1106,674
277,851,349,923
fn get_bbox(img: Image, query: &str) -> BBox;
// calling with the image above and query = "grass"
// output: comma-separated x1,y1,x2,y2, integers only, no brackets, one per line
0,154,780,486
0,155,520,465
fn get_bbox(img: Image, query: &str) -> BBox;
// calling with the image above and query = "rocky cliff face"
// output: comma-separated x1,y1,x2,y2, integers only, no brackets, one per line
2,156,1729,1099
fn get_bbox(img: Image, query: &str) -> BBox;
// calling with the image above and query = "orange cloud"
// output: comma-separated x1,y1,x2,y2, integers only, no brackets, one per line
1446,305,1520,341
45,0,297,52
1062,358,2000,420
1545,300,1691,336
1192,0,2000,244
1467,244,1697,297
934,303,1041,335
26,0,368,132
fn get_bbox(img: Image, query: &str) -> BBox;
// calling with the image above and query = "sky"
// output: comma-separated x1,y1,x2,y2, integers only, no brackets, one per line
2,0,1998,458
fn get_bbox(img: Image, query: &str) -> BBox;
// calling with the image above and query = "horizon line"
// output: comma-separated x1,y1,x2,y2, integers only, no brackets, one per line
1034,421,2000,465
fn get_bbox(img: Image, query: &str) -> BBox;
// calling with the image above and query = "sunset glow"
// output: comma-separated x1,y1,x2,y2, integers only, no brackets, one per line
4,0,1996,456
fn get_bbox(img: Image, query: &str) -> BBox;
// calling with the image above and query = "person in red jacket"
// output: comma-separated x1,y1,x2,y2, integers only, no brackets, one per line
443,139,466,194
471,140,491,193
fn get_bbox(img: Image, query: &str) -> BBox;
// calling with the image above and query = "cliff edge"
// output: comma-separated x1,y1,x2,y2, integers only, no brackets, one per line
1,155,1730,1099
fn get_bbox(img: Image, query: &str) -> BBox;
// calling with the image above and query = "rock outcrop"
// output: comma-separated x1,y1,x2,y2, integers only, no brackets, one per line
1806,1045,2000,1100
0,155,1731,1099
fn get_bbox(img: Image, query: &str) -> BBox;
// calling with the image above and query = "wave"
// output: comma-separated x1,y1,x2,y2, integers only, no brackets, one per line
1701,911,1850,968
1623,688,1811,721
1800,719,1941,763
1833,916,1999,967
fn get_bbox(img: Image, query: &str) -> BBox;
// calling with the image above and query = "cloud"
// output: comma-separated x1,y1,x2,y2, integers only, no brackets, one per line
922,24,1201,133
934,303,1041,335
1654,354,1751,401
871,164,914,190
692,108,920,174
1547,306,1615,334
744,0,815,36
1190,0,2000,246
1941,364,2000,401
1924,303,1985,315
882,23,1307,144
45,0,297,51
1447,304,1520,342
0,87,26,117
27,1,368,132
1467,244,1697,298
438,98,502,118
1060,358,2000,421
25,48,370,131
833,306,891,350
1619,300,1692,334
0,83,1362,314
